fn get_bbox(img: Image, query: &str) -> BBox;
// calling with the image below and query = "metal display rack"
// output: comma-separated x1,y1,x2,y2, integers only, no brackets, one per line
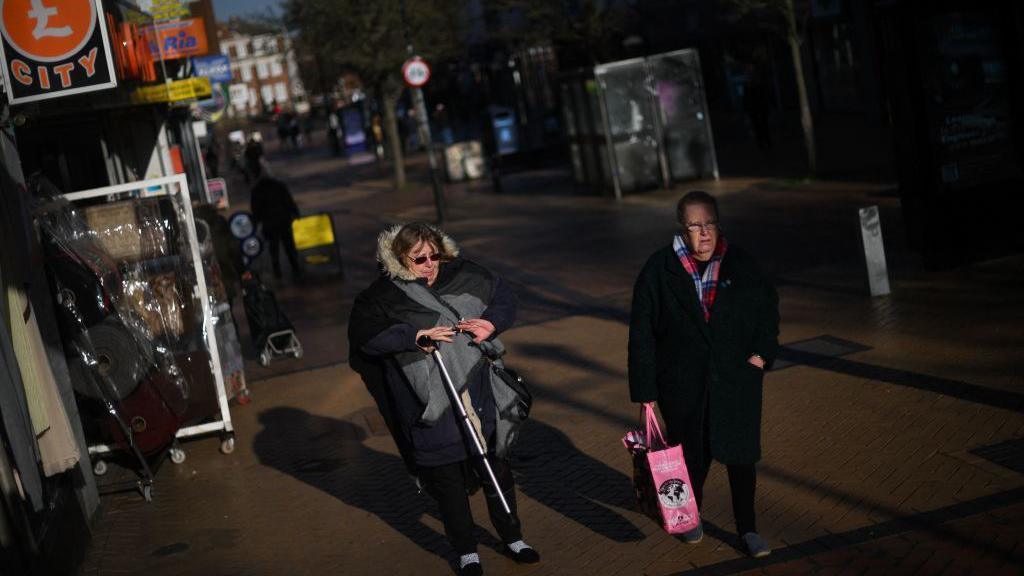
63,174,235,486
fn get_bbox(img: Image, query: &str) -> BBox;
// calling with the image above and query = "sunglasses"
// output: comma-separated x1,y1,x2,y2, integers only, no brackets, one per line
408,253,442,265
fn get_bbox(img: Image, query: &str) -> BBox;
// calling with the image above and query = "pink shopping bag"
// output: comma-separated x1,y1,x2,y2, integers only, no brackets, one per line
622,403,700,534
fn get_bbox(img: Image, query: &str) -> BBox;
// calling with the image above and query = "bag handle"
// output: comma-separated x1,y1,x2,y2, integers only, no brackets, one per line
643,403,667,449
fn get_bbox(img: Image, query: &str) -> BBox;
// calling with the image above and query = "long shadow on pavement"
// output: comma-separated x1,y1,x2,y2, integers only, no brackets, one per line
514,343,626,380
513,419,646,543
252,408,645,572
672,477,1024,575
252,407,472,572
776,343,1024,414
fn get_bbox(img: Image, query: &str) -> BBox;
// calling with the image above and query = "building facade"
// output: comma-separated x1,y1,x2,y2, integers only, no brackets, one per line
218,26,307,117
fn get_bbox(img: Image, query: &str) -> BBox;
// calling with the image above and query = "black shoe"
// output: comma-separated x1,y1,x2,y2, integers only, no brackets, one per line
507,545,540,564
459,561,482,576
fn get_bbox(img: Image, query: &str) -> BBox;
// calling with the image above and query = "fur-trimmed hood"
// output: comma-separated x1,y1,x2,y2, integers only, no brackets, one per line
376,223,460,281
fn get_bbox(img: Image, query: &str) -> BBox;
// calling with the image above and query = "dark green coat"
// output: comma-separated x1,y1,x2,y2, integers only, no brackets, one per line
628,244,779,465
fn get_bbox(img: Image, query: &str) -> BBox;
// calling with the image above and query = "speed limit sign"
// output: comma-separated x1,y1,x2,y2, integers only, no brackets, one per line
402,56,431,88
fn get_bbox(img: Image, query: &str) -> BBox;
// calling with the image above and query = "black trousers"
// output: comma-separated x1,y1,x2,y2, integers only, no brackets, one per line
691,404,757,535
265,229,301,279
691,459,757,535
418,458,522,555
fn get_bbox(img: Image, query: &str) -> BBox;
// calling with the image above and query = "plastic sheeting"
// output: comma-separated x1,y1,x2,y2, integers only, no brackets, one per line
32,176,203,458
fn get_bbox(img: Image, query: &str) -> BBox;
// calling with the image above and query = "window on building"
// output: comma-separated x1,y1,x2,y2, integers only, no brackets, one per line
241,63,253,82
237,42,248,58
230,84,249,108
249,87,258,108
257,61,269,79
261,85,275,106
275,82,288,102
270,60,283,77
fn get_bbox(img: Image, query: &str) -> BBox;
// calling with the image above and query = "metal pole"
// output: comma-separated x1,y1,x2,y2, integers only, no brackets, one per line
432,348,513,516
399,0,447,224
411,83,447,224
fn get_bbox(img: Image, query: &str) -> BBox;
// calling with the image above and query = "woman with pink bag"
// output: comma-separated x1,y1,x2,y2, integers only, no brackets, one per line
628,191,780,558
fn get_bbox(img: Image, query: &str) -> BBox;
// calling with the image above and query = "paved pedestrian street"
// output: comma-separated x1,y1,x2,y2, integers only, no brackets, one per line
79,149,1024,576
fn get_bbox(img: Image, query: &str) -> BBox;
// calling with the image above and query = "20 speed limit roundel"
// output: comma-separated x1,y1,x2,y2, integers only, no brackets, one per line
402,56,430,88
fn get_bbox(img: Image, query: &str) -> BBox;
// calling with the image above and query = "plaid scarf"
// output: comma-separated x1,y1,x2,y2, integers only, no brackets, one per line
672,234,728,322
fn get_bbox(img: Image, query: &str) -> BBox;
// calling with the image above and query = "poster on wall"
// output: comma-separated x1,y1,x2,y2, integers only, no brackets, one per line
923,12,1021,190
193,54,230,83
0,0,117,105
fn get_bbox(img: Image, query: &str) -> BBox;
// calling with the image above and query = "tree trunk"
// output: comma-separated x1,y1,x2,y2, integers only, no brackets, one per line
784,0,817,175
381,87,406,189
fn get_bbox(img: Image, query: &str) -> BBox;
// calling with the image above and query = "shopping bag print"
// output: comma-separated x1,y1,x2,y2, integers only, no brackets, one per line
622,403,700,534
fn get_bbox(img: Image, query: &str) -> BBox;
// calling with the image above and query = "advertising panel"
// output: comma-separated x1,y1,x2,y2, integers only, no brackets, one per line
148,17,207,60
0,0,117,104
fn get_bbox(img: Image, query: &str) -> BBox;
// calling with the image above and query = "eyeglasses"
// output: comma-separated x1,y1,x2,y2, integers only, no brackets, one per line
685,221,719,233
408,253,442,265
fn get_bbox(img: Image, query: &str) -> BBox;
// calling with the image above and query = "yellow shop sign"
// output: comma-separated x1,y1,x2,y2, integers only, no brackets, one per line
131,77,211,103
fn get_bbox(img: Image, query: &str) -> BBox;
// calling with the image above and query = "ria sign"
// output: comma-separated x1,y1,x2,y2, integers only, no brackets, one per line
0,0,117,104
148,17,208,60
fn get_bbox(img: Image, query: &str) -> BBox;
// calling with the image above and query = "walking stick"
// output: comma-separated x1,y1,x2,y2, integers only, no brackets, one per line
428,343,514,517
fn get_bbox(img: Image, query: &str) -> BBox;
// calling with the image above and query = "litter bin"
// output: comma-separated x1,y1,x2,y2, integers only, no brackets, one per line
490,107,518,156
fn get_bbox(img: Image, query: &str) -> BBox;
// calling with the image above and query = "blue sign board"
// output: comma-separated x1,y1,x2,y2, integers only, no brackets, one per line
193,55,232,84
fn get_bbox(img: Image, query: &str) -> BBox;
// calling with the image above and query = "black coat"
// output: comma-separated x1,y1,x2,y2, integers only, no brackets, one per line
348,259,517,469
628,244,779,465
250,177,298,233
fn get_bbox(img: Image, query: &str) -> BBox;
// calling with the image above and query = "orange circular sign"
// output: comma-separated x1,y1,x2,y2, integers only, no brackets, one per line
1,0,96,62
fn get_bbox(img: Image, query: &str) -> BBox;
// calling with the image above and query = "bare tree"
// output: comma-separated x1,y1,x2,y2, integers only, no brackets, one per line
283,0,466,188
722,0,817,175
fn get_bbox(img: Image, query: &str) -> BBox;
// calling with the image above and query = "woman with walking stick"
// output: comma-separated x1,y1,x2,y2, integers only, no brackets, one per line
349,223,538,576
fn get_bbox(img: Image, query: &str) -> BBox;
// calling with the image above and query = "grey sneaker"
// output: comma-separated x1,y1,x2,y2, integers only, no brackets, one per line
742,532,771,558
681,523,703,544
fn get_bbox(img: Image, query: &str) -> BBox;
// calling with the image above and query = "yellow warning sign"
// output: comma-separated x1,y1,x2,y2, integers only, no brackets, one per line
292,214,335,251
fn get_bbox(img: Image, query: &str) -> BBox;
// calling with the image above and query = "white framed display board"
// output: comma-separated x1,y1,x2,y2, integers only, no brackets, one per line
62,174,235,458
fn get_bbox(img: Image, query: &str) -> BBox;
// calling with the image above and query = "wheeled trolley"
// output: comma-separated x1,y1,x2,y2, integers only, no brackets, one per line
241,272,302,366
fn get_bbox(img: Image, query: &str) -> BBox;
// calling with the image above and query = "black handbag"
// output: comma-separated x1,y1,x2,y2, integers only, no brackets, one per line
491,363,532,419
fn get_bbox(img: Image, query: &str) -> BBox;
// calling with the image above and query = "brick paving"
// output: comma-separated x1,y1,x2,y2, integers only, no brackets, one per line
77,144,1024,576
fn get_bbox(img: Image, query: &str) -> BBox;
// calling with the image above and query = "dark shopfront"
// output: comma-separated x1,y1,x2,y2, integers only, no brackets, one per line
1,6,217,573
878,0,1024,267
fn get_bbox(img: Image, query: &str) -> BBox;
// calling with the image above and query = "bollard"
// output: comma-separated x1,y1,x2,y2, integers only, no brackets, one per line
859,205,891,296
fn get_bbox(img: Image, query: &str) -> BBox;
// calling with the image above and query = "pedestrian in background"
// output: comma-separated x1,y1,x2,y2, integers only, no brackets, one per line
628,190,779,558
371,113,385,161
348,223,539,576
243,132,264,183
249,173,302,281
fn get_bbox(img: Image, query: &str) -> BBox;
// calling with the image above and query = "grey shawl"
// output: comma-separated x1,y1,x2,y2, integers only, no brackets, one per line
391,280,523,457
